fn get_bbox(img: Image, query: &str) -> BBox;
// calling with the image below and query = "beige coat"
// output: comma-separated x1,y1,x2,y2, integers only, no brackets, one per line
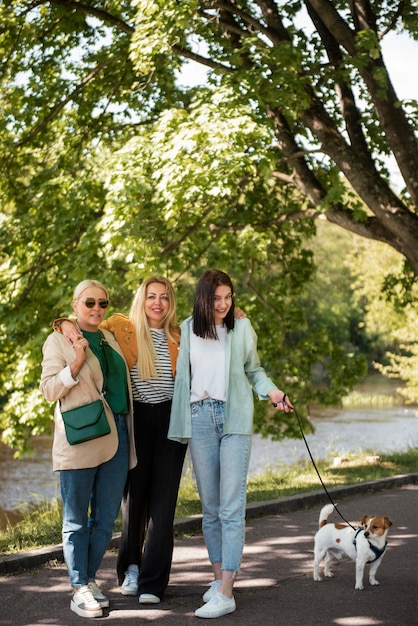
40,329,137,472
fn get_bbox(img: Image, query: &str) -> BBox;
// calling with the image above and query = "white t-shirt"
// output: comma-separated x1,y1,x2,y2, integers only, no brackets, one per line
190,325,227,402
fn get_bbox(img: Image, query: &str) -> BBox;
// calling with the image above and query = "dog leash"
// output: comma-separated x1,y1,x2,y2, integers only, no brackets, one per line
273,401,356,530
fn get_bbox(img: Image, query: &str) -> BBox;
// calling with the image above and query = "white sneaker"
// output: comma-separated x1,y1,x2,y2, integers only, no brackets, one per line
88,580,109,607
195,592,236,618
71,585,103,618
121,568,139,596
202,580,221,602
139,593,160,604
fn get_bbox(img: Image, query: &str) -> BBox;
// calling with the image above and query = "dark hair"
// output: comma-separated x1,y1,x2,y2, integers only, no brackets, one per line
192,269,235,339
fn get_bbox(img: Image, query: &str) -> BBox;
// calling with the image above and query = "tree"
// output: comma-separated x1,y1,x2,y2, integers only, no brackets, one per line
345,230,418,403
1,1,415,452
132,0,418,264
2,1,417,261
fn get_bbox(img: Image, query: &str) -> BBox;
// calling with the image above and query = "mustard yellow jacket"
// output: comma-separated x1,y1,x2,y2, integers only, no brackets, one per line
100,313,181,377
53,313,181,375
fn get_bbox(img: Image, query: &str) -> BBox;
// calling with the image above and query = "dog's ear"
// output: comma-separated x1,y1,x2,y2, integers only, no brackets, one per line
361,515,370,527
384,517,393,528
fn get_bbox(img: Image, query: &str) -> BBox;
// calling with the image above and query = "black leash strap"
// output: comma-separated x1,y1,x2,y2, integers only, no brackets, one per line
273,401,356,530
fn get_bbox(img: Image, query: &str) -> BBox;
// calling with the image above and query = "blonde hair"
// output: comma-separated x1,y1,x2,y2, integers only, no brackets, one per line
129,276,178,380
73,279,109,301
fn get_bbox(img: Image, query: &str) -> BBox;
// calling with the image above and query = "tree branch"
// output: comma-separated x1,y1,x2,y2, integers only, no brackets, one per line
305,0,418,204
17,60,112,146
304,0,357,55
172,44,232,72
378,0,405,39
44,0,134,35
306,2,370,154
161,204,216,255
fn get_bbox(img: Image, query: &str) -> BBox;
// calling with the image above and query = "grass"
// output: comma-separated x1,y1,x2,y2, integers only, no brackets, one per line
341,391,404,408
1,447,416,556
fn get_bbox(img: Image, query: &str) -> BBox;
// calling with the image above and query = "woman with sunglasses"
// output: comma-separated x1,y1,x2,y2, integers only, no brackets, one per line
168,269,293,619
40,280,137,619
53,276,187,605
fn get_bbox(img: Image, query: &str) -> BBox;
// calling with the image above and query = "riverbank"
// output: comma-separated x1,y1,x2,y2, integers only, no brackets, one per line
1,448,417,560
1,471,417,578
1,396,417,529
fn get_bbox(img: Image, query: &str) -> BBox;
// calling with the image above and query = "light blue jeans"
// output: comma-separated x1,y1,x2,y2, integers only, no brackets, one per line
60,414,129,588
189,398,251,573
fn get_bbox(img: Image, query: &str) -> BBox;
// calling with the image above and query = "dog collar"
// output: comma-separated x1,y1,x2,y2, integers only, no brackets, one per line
353,528,387,563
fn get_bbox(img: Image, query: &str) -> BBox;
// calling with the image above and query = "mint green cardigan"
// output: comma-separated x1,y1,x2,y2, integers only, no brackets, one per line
167,316,277,443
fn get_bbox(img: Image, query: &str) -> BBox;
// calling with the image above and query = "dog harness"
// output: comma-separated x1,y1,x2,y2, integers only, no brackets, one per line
353,528,387,563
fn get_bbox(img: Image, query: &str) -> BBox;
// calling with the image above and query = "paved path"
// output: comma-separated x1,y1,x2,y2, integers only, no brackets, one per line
0,477,417,625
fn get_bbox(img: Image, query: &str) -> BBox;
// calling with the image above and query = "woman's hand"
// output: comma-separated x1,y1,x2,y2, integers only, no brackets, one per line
70,333,89,380
73,333,88,354
234,307,247,319
60,320,79,346
269,390,294,412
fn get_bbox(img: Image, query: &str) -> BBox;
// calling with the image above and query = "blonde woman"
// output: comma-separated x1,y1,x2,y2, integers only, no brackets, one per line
55,276,186,604
110,277,186,604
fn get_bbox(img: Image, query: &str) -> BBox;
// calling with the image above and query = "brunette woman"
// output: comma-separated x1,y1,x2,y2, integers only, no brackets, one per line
168,269,293,619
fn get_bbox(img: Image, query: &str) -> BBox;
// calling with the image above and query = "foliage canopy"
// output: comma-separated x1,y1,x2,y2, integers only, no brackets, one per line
1,1,416,453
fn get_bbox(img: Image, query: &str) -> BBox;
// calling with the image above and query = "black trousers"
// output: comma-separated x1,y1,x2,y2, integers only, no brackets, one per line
117,400,187,598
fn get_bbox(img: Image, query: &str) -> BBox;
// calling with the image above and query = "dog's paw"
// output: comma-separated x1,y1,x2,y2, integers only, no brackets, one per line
369,579,380,586
324,570,334,578
313,574,323,582
355,583,364,590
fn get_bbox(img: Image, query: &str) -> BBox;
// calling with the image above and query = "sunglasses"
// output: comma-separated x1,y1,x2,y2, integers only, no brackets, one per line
80,298,109,309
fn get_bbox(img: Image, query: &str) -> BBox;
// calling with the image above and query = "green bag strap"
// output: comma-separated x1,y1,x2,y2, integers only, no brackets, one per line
98,330,117,392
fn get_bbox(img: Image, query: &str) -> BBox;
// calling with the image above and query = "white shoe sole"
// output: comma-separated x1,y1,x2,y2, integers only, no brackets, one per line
139,594,160,604
195,595,236,618
195,605,236,618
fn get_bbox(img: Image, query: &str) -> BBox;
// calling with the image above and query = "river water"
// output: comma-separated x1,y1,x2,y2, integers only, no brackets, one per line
0,399,417,530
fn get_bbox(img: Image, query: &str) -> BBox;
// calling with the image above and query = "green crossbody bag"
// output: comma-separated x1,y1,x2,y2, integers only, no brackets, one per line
61,398,110,445
61,329,118,445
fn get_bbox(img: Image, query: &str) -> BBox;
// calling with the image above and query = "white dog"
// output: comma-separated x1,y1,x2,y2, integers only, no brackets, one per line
313,503,392,590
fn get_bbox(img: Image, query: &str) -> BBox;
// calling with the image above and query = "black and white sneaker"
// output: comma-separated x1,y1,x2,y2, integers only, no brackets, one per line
71,585,103,618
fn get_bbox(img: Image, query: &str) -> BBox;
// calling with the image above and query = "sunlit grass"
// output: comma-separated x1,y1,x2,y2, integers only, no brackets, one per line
0,497,63,555
1,448,417,556
176,447,418,517
341,391,405,407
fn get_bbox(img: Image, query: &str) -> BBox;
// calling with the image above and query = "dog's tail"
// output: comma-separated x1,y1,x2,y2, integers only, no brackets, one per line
318,503,336,528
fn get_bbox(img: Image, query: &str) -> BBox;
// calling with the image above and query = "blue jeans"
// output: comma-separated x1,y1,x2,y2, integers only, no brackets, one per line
189,399,251,573
60,414,129,588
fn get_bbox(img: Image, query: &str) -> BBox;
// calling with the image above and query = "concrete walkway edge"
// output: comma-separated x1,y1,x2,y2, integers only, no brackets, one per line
1,472,417,576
